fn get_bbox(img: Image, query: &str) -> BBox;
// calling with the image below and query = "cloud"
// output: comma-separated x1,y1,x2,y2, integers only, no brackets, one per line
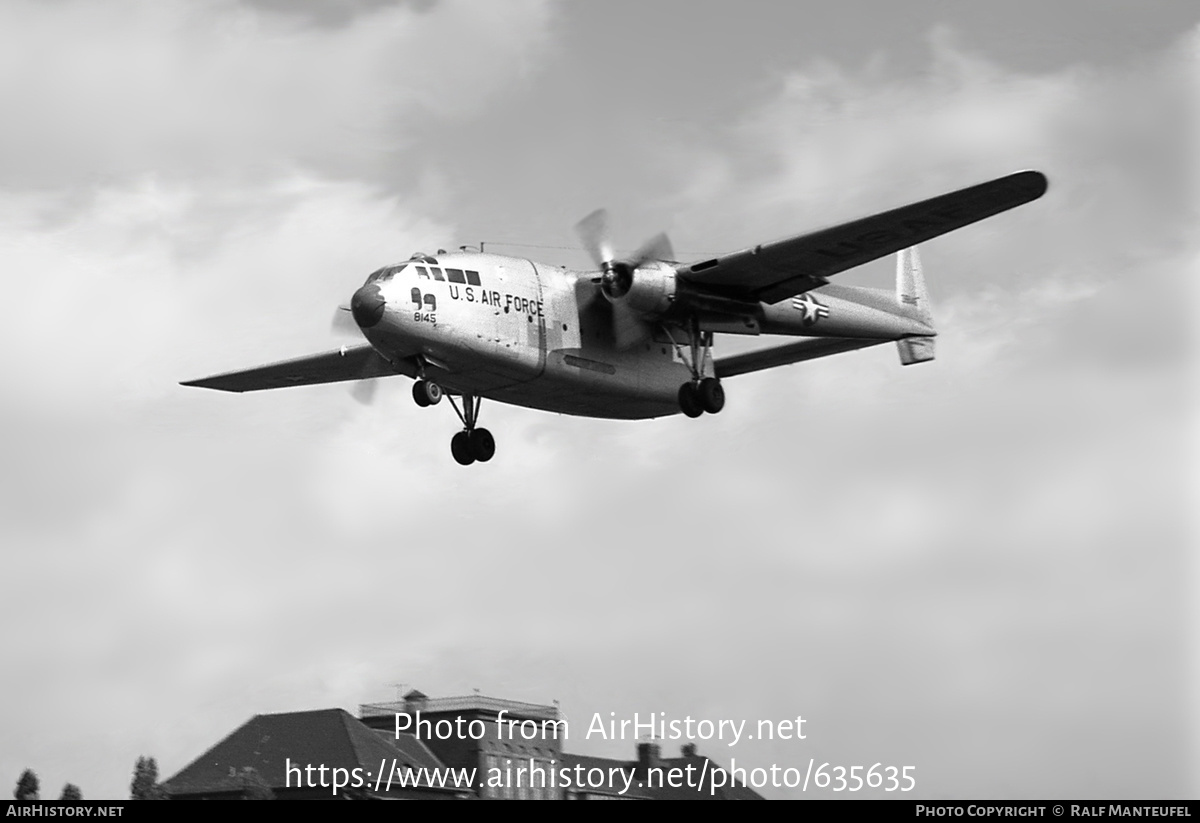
1,7,1195,799
0,0,560,412
619,24,1196,796
0,0,556,187
0,173,454,415
0,2,558,795
661,24,1194,300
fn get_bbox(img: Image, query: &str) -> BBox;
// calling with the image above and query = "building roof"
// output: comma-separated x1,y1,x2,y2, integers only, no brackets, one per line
361,693,559,721
162,708,450,798
163,701,764,800
559,747,764,800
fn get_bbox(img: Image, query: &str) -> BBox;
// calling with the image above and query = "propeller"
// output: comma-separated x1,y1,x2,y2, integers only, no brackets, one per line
331,305,359,337
350,373,378,405
331,306,380,404
573,209,674,349
575,209,615,275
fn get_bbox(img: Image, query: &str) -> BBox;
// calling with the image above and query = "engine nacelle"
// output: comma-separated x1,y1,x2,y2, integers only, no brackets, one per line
604,260,677,315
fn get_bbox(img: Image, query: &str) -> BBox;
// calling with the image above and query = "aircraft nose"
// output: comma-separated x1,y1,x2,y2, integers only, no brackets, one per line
350,284,385,328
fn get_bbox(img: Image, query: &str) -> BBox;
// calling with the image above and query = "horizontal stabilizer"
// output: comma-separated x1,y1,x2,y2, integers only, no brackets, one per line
897,336,936,365
715,337,888,378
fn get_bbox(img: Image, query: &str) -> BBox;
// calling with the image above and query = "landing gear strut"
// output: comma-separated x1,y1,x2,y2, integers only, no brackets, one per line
412,378,495,465
668,318,725,418
446,393,494,466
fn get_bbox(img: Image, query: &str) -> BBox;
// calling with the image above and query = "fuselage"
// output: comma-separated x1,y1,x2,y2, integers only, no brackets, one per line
353,252,693,419
351,251,932,419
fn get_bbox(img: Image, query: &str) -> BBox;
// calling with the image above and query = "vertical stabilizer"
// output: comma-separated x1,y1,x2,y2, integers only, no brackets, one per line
896,246,936,365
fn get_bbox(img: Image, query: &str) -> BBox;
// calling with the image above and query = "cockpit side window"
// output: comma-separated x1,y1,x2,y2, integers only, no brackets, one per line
364,263,407,285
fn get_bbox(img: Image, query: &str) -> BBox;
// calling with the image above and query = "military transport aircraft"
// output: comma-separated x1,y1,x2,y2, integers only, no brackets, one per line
183,170,1047,465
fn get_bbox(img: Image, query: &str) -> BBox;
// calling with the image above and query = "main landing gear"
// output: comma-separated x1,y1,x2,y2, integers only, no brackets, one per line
678,377,725,418
668,320,725,419
413,379,495,466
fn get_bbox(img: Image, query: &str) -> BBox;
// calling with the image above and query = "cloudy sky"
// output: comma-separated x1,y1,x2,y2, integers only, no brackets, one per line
0,0,1195,800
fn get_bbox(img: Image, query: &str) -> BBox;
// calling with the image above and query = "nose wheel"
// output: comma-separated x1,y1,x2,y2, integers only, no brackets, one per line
412,379,443,407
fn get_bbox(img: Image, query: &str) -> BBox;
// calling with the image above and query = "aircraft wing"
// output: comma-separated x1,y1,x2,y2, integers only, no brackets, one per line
181,345,413,393
715,337,888,378
681,170,1047,305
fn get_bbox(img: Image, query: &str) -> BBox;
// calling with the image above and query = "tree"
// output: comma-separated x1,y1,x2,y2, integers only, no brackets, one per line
14,769,39,801
238,767,274,800
130,756,167,800
59,784,82,801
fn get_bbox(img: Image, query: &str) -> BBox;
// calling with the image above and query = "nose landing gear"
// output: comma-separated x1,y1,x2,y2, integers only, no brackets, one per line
412,379,443,407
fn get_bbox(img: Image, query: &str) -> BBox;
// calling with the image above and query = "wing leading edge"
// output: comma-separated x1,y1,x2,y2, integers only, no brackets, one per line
181,345,413,393
681,170,1047,305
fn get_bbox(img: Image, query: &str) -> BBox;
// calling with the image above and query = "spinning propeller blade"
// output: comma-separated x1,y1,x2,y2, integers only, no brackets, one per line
573,209,673,349
331,306,359,337
575,208,615,270
350,376,378,405
629,232,674,268
612,303,650,350
331,306,379,403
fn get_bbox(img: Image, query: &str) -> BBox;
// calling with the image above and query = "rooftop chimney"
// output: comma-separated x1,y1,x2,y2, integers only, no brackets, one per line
403,689,428,711
637,742,661,770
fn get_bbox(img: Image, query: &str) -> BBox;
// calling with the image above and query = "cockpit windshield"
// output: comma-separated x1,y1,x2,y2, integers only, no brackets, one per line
362,263,407,286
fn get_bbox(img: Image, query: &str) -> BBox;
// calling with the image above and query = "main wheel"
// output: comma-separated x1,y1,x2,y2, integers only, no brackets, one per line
678,383,704,418
450,431,475,465
413,380,443,407
698,377,725,414
469,428,496,463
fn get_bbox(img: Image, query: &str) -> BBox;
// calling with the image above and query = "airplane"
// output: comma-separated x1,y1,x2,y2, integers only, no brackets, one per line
182,170,1047,465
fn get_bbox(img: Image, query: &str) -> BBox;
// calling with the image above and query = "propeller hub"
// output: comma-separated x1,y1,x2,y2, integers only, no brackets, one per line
350,284,385,328
601,261,633,300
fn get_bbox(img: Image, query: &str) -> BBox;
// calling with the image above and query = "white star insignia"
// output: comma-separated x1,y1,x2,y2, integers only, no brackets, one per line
791,293,829,325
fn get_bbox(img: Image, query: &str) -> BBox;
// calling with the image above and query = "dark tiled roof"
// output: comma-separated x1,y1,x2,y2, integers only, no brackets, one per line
162,708,447,796
558,753,654,800
652,753,764,801
558,752,763,800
